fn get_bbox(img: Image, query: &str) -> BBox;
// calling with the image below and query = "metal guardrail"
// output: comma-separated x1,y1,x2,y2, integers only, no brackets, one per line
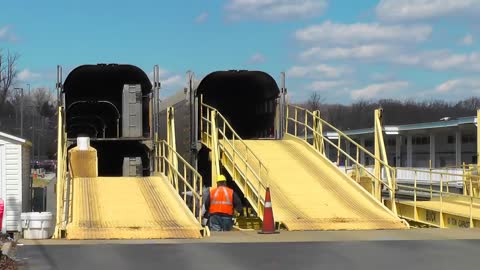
200,100,268,217
286,104,480,227
155,140,204,224
286,104,398,212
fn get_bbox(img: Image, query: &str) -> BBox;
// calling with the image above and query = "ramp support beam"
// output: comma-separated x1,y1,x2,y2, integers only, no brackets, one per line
374,108,397,214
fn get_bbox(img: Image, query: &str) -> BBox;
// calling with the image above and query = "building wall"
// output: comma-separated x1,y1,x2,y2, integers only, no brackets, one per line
346,131,477,169
22,144,31,212
0,138,23,232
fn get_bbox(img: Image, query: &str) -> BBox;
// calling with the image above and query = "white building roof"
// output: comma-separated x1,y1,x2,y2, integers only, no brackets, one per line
0,131,31,146
323,116,477,138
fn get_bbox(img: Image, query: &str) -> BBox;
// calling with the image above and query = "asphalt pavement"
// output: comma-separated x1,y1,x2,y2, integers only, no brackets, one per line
18,238,480,270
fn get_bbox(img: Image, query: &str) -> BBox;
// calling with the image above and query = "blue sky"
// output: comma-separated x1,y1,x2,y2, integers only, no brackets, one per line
1,0,479,104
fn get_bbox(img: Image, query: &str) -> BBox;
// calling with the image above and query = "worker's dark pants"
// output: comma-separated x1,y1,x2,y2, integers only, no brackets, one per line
209,214,233,231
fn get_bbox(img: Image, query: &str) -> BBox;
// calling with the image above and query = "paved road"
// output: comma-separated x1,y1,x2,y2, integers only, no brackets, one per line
18,240,480,270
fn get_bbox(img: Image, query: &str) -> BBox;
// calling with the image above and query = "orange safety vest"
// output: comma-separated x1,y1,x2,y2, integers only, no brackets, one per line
209,186,234,216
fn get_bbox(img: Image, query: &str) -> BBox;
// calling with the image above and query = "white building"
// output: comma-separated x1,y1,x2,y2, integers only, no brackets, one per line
0,132,32,233
324,116,477,168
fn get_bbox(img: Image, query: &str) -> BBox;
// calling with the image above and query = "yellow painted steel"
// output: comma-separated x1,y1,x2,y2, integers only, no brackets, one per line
286,104,398,214
66,177,202,239
383,167,480,228
386,197,480,229
229,136,407,230
68,146,98,177
58,106,205,239
201,102,407,230
54,106,68,239
201,102,269,219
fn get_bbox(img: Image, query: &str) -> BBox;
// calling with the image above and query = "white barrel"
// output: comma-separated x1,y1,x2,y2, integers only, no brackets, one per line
21,212,53,239
77,137,90,151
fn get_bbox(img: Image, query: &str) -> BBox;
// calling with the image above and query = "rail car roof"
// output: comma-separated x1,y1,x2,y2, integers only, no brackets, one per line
63,64,152,99
196,70,279,99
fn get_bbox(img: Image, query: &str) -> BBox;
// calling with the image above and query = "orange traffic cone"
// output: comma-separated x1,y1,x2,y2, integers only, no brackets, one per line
259,187,279,234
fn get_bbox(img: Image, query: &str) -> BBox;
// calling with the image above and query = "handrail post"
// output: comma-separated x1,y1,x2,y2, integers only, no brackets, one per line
294,109,298,137
210,110,220,188
414,170,418,220
440,175,445,228
285,105,289,135
313,110,325,155
373,109,382,201
304,110,308,141
336,137,341,166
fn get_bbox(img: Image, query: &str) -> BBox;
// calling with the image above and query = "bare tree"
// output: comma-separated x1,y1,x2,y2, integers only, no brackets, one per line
305,92,324,111
31,87,55,117
0,50,20,108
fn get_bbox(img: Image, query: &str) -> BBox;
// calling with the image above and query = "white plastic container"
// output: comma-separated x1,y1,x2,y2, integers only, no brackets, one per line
21,212,53,239
77,137,90,150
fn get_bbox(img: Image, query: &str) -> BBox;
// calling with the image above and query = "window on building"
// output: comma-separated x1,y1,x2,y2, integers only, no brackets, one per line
447,135,455,144
462,134,475,144
364,139,373,147
387,138,396,146
412,136,429,145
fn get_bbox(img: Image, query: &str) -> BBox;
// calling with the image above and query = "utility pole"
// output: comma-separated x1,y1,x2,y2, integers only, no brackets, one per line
14,87,24,137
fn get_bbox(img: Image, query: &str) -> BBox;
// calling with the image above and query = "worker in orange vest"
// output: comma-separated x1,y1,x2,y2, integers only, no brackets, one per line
204,174,243,231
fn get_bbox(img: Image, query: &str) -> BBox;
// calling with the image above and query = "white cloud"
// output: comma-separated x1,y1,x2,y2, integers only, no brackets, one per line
17,69,42,81
0,25,17,42
288,64,352,79
436,78,480,93
225,0,327,21
162,75,183,88
308,80,348,91
295,21,432,45
371,72,395,82
376,0,480,21
195,12,209,23
299,44,480,72
351,81,409,100
148,68,184,90
461,34,474,46
248,53,266,64
300,44,398,61
400,51,480,71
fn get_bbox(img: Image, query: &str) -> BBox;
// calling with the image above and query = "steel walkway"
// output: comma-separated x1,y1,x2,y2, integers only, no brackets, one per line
225,136,406,230
66,177,203,239
386,197,480,228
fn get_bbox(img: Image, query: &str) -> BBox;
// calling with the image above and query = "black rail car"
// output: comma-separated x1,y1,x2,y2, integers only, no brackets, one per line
63,64,153,176
159,70,280,187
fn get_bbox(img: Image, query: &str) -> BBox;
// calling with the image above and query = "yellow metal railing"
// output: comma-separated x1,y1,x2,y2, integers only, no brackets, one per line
286,104,480,227
54,106,69,238
200,100,268,217
286,104,398,213
393,170,480,228
155,140,204,224
425,163,480,197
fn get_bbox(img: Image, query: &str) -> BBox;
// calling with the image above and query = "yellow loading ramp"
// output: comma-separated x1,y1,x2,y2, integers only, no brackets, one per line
66,176,203,239
221,134,407,231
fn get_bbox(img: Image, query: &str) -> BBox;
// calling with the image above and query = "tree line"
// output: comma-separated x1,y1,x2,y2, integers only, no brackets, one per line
301,92,480,130
0,49,56,160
